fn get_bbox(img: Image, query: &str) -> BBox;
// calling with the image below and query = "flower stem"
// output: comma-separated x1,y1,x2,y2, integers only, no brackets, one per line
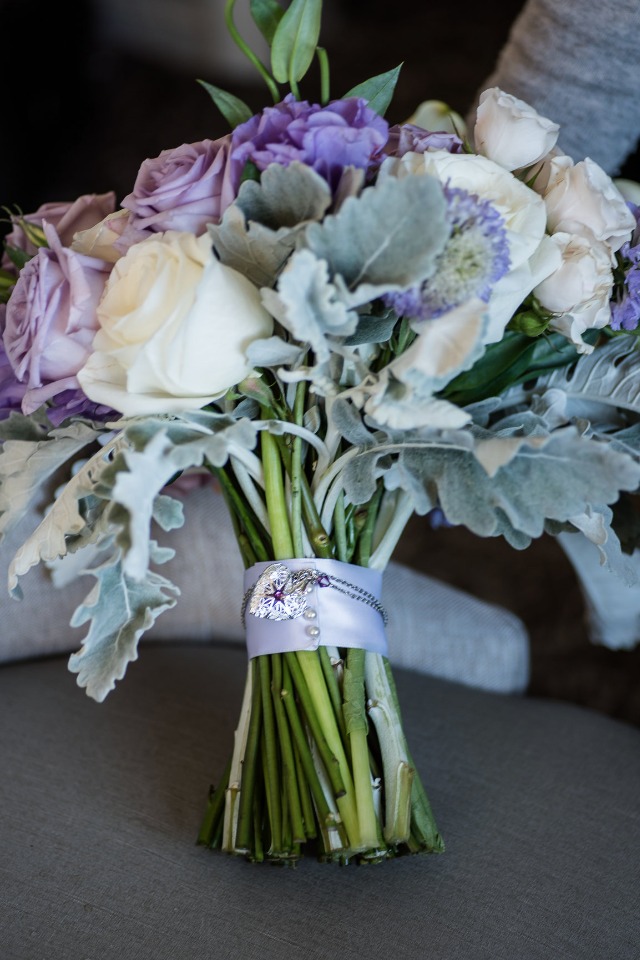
382,658,444,853
270,654,306,844
364,653,413,845
261,426,294,559
294,650,363,850
319,646,348,746
333,491,348,563
355,482,384,568
233,659,263,853
316,46,330,104
259,655,283,855
281,658,338,834
224,0,280,102
343,648,382,850
213,465,270,564
276,436,334,558
290,382,306,557
197,755,232,847
284,652,346,802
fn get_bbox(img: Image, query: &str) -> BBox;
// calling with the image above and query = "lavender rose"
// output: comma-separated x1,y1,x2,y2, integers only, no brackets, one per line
231,95,389,189
3,223,112,417
3,192,116,265
120,135,239,242
0,305,27,418
386,123,464,159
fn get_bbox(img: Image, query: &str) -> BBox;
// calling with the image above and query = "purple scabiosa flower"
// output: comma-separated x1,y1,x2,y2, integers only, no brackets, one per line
610,202,640,332
230,95,389,190
384,186,511,321
386,123,464,159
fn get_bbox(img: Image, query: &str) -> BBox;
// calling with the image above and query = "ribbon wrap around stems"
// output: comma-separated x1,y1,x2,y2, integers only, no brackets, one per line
243,558,388,659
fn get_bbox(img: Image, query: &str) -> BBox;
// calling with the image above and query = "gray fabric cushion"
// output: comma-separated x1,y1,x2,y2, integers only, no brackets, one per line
1,644,638,960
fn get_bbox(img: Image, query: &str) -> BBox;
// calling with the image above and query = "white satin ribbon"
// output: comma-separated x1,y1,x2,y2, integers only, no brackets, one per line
243,558,388,659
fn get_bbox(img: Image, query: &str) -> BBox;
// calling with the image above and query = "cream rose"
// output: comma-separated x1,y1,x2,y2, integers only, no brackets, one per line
72,209,130,263
77,231,273,415
473,87,560,172
380,150,554,340
543,155,635,253
534,231,614,352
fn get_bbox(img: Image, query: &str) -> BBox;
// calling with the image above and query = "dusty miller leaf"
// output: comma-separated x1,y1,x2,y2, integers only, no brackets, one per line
67,544,180,702
7,433,125,595
303,174,449,303
238,161,332,229
261,249,357,362
0,421,101,537
341,425,640,549
246,335,305,368
209,205,296,289
99,415,257,581
536,335,640,420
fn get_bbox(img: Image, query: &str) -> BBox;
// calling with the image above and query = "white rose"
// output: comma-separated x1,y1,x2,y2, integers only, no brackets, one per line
543,155,635,253
380,151,554,340
77,231,273,415
534,231,614,352
473,87,560,172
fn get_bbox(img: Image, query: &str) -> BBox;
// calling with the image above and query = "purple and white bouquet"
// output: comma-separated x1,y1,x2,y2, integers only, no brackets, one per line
2,0,640,865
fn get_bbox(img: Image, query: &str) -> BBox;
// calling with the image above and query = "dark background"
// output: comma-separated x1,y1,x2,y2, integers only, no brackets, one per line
2,0,639,724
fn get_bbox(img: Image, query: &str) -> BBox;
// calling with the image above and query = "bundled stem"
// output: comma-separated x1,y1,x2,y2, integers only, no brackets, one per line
198,394,443,864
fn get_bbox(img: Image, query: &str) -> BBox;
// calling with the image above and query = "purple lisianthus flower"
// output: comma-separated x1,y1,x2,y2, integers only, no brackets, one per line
3,223,112,417
230,95,389,189
610,202,640,332
384,186,510,321
2,193,117,272
120,135,238,246
386,123,464,159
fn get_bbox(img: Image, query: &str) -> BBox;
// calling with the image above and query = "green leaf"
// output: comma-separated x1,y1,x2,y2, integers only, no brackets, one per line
442,331,583,406
3,244,32,271
197,79,253,129
343,64,403,117
250,0,284,43
271,0,322,84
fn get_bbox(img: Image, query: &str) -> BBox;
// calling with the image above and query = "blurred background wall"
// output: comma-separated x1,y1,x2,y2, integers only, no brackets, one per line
1,0,639,723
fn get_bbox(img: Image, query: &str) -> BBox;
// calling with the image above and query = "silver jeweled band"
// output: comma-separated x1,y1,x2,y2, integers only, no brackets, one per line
241,559,388,660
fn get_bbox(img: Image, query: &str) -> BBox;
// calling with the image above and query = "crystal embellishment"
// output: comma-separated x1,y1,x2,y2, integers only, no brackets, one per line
248,563,318,621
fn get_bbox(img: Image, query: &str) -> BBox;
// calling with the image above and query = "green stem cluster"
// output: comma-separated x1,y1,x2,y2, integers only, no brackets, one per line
199,391,443,864
198,646,443,864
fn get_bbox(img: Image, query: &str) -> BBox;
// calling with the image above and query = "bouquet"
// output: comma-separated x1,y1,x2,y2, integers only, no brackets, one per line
2,0,640,865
